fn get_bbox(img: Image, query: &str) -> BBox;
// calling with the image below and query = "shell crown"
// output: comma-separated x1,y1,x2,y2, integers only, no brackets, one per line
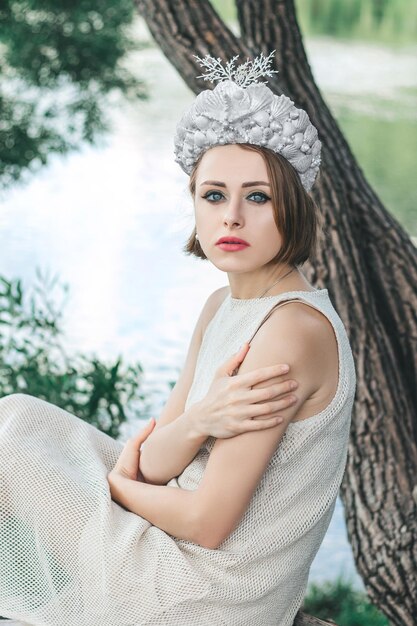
174,51,322,192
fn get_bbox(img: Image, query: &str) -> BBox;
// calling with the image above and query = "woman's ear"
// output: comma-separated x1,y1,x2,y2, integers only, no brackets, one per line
183,227,206,259
194,231,205,258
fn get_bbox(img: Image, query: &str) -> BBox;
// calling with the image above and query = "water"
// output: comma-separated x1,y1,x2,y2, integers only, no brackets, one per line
1,31,416,592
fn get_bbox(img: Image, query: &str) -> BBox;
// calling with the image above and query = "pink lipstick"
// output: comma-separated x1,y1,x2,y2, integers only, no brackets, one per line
216,236,250,252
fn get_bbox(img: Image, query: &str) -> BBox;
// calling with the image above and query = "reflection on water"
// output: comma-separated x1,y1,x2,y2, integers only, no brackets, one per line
1,34,415,590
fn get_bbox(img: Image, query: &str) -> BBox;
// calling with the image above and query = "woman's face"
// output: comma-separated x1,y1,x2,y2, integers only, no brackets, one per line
193,144,282,274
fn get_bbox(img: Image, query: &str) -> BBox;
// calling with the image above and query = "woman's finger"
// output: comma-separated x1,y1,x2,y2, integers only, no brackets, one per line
247,395,297,419
244,416,284,430
216,342,251,377
242,380,297,404
113,419,156,478
130,418,156,448
234,363,290,389
112,442,140,479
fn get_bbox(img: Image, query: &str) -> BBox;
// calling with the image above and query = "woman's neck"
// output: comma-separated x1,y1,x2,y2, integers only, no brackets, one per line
227,264,314,300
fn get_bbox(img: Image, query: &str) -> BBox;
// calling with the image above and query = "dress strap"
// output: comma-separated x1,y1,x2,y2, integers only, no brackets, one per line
247,297,323,345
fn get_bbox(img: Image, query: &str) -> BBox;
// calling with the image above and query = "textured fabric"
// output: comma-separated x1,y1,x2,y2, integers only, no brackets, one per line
0,288,356,625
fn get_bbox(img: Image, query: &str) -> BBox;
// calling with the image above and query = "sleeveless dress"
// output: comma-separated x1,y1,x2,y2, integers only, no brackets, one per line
0,288,356,626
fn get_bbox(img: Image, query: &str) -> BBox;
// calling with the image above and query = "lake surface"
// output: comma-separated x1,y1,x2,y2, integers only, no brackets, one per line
1,28,416,591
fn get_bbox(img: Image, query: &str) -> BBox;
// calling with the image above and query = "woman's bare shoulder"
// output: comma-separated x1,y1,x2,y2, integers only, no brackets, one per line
258,300,337,365
274,299,336,346
253,301,339,418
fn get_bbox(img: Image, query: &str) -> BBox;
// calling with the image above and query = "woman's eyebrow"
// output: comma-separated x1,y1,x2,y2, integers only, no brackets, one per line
200,180,270,187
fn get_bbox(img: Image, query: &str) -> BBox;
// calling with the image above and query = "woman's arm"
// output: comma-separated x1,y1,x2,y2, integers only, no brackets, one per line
108,475,202,543
109,302,330,548
139,289,297,485
191,302,334,549
139,287,229,485
108,420,201,543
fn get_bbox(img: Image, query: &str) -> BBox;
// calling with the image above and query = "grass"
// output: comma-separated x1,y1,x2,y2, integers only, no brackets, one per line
302,575,390,625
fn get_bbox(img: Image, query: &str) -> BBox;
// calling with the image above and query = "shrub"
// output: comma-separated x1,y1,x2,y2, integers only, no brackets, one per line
302,574,389,625
0,269,150,439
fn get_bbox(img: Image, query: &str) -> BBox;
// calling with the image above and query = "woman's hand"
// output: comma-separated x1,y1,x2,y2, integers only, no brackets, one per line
107,418,156,491
191,342,298,439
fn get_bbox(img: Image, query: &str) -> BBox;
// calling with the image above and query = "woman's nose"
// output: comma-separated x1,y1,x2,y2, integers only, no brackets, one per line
223,199,243,228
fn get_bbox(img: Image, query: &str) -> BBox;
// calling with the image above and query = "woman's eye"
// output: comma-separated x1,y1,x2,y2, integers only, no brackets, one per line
247,192,271,203
202,191,224,202
201,190,270,203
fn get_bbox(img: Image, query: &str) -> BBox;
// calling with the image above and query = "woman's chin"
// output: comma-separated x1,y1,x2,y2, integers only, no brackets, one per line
203,246,279,273
206,256,262,274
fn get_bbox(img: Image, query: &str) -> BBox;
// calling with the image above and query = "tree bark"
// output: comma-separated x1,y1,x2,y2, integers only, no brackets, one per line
135,0,417,623
294,615,337,626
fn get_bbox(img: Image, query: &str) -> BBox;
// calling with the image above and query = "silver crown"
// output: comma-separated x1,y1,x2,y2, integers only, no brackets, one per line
173,52,321,192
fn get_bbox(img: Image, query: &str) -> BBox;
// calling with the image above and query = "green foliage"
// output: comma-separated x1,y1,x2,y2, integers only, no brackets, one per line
0,269,149,439
302,575,389,625
335,108,417,236
211,0,416,45
295,0,417,45
0,0,147,188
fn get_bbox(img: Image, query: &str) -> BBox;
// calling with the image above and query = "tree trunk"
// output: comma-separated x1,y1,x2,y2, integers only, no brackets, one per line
294,616,337,626
135,0,417,623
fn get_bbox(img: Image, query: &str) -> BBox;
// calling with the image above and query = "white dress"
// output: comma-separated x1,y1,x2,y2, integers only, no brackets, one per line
0,288,356,625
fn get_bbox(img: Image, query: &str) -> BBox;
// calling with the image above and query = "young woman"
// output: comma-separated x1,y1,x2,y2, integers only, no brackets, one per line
0,54,356,626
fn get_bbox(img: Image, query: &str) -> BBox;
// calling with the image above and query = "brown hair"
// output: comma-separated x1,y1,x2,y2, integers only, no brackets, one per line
183,144,323,265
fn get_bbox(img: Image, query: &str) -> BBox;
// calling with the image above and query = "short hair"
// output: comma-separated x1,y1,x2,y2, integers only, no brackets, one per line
183,143,323,266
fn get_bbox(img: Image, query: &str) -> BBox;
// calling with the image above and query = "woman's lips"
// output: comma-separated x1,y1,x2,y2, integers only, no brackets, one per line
217,242,249,251
216,237,250,251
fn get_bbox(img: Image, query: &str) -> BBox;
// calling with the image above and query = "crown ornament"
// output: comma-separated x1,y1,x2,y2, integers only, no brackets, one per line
173,51,322,192
194,50,279,87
